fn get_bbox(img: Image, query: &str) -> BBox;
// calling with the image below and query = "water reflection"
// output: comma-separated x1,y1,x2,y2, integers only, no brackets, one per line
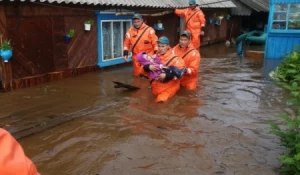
262,58,283,81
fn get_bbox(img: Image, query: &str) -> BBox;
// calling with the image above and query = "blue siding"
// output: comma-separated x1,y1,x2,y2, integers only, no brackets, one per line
265,33,300,59
96,12,132,68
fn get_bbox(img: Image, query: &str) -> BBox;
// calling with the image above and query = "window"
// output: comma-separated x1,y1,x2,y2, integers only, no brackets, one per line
101,20,132,61
271,3,300,31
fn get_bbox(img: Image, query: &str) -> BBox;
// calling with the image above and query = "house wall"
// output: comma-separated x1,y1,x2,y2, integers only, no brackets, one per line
143,13,180,47
265,2,300,59
65,16,98,69
265,37,300,61
4,3,97,80
140,8,242,47
226,16,243,41
201,8,241,46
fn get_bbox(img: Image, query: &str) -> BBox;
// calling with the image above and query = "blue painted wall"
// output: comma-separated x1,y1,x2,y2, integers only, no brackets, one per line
96,12,132,67
265,0,300,59
265,33,300,59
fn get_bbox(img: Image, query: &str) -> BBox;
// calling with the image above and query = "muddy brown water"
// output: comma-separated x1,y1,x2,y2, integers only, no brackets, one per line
0,44,288,175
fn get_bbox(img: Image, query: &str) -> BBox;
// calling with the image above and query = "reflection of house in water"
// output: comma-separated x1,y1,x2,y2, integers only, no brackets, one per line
265,1,300,59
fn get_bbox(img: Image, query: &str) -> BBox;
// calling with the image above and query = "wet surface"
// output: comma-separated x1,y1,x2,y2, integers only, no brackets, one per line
0,44,288,175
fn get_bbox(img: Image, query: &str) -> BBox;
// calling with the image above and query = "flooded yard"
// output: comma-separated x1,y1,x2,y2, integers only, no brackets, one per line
0,44,287,175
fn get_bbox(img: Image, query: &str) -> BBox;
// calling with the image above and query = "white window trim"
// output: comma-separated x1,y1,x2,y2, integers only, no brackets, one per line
271,3,300,32
101,19,132,62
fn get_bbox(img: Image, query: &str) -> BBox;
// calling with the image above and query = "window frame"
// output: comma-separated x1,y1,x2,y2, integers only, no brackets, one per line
269,3,300,33
100,19,132,62
96,12,133,68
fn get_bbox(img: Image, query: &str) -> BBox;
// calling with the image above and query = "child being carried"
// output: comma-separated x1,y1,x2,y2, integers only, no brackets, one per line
137,52,186,83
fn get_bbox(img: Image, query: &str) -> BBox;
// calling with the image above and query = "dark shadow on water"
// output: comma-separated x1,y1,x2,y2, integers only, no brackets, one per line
201,43,236,58
262,59,283,81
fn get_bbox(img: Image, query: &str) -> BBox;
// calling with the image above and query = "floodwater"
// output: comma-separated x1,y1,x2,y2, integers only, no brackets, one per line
0,44,288,175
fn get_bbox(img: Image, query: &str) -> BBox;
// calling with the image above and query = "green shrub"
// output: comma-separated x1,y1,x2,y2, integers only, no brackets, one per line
269,46,300,174
269,47,300,83
268,90,300,174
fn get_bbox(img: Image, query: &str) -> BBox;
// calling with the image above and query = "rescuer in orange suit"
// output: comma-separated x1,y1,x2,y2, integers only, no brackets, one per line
173,31,201,90
123,13,158,78
0,128,41,175
174,0,206,50
143,36,185,102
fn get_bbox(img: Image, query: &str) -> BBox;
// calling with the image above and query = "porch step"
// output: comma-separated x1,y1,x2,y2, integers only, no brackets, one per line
245,50,264,59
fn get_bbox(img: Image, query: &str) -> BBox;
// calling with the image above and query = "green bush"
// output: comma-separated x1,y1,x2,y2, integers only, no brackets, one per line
269,47,300,83
269,47,300,175
268,84,300,174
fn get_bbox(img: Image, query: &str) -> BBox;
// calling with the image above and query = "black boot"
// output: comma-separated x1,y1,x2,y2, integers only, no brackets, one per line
178,67,187,79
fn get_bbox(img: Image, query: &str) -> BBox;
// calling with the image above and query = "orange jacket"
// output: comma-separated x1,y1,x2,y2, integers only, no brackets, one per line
123,23,158,55
172,44,201,89
151,49,185,102
0,128,40,175
175,7,206,34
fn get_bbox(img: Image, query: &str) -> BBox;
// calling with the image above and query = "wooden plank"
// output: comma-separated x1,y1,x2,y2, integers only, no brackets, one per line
143,13,179,47
52,17,68,71
7,17,54,79
12,65,98,90
200,9,234,45
65,16,97,69
13,74,47,89
0,5,13,92
0,5,7,37
245,50,264,59
11,63,138,91
0,61,13,92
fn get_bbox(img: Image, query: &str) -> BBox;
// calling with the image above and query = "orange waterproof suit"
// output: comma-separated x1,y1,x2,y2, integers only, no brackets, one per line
147,49,185,102
0,128,40,175
124,23,158,77
173,43,201,90
175,7,206,50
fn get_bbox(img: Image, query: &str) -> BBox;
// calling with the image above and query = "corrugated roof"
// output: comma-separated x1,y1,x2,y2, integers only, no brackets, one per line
239,0,269,12
197,0,237,8
230,0,252,16
2,0,236,8
34,0,187,8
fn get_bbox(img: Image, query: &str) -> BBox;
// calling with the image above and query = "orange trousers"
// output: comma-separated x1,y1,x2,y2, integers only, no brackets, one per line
191,32,201,50
180,75,198,90
151,79,180,102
